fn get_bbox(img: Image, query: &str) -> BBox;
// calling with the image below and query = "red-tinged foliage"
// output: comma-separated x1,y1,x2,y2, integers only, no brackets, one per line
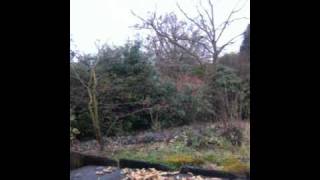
176,75,204,95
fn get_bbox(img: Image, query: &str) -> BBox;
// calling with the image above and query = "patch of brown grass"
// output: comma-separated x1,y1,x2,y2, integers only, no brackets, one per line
221,156,249,175
164,154,204,167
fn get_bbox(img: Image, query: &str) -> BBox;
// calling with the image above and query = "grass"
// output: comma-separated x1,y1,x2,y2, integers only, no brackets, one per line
221,157,249,175
111,141,198,169
108,122,250,173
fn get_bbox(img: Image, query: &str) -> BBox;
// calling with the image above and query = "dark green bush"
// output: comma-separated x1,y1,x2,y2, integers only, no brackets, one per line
70,39,249,139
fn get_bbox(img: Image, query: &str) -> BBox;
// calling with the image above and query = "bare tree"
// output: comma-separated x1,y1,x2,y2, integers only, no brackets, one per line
132,12,209,81
132,12,206,67
132,0,248,66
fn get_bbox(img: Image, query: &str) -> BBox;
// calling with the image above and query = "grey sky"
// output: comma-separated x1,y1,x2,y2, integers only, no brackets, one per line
71,0,250,55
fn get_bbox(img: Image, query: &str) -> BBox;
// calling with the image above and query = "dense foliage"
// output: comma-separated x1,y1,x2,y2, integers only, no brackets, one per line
70,26,250,140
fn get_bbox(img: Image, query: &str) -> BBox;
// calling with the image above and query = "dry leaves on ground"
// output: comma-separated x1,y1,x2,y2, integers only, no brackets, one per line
121,167,223,180
94,166,223,180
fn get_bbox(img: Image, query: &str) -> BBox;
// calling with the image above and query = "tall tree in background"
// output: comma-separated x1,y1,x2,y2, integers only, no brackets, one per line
239,24,250,119
240,24,250,56
132,0,249,66
238,23,250,78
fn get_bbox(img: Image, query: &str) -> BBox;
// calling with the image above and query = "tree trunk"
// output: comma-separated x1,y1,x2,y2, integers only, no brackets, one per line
87,68,104,151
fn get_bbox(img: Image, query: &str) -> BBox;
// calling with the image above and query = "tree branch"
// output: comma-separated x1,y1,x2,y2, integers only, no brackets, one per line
215,0,248,43
177,3,213,41
70,63,89,88
217,32,244,55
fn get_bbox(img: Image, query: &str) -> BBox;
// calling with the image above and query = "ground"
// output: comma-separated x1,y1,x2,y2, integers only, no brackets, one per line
71,121,250,176
70,165,230,180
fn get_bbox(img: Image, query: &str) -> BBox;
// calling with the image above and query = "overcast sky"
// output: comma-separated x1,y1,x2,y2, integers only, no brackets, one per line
71,0,250,55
